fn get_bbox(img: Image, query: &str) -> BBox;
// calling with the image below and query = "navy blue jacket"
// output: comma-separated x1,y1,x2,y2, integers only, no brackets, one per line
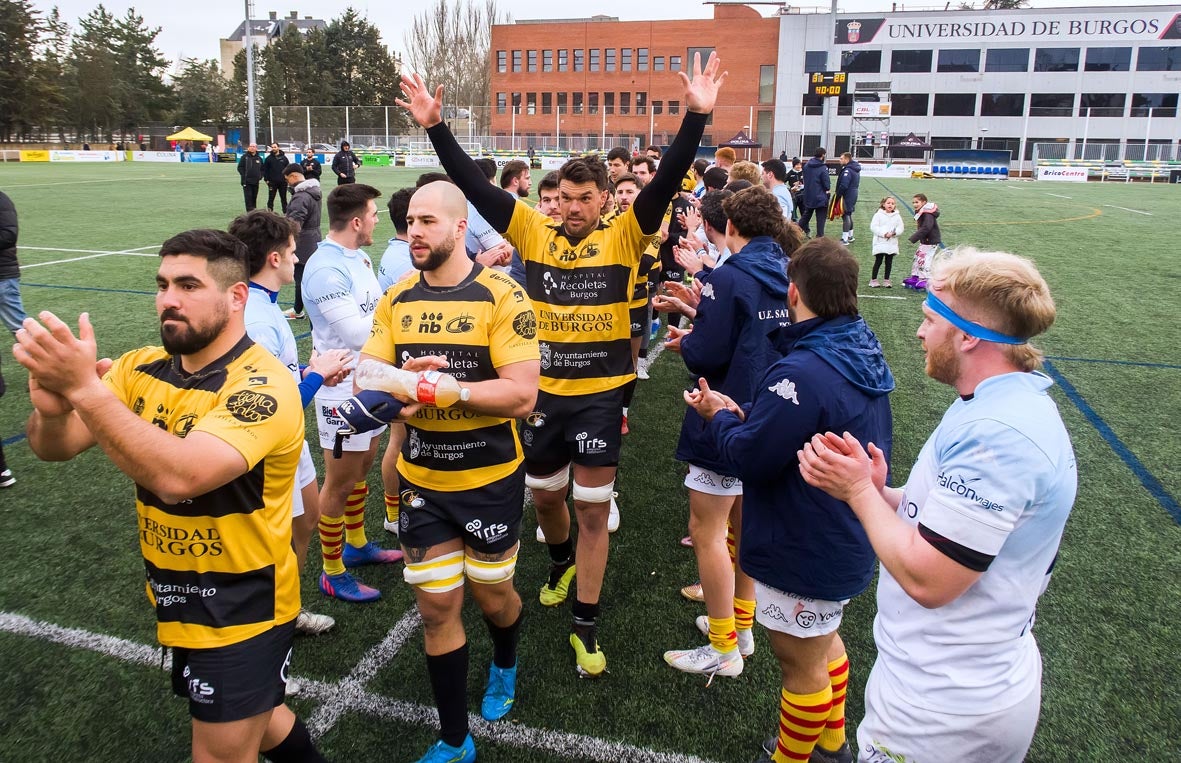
835,160,861,210
802,156,831,209
676,236,790,474
707,315,895,600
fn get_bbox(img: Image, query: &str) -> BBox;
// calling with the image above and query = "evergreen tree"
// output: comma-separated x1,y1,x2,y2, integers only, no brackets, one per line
112,8,172,138
68,5,119,141
0,0,41,141
173,58,235,131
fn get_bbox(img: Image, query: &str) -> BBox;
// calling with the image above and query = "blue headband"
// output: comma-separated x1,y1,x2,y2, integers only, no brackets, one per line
925,291,1027,345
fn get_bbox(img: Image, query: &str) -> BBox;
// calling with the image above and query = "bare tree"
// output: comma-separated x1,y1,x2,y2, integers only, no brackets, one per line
404,0,509,133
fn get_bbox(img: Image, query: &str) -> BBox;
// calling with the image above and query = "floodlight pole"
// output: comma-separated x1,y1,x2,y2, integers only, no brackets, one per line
244,0,257,145
819,0,837,152
306,106,311,149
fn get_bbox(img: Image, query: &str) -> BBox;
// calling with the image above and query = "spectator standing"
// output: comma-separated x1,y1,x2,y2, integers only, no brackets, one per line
332,141,362,185
760,159,794,220
786,159,805,223
798,148,831,238
835,152,861,245
300,151,323,180
869,197,904,288
0,191,29,334
263,142,291,212
237,143,264,211
905,193,942,290
282,164,322,319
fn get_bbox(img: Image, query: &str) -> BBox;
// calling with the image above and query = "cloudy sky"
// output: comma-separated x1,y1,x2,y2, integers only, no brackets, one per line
31,0,1159,69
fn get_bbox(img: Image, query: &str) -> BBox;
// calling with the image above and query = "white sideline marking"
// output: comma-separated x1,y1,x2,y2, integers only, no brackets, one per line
3,178,129,189
21,244,161,269
0,607,725,763
1045,193,1073,199
636,324,668,377
1103,204,1152,216
858,293,907,300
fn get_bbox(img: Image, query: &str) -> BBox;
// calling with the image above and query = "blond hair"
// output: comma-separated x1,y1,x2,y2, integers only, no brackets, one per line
728,160,762,185
930,248,1056,371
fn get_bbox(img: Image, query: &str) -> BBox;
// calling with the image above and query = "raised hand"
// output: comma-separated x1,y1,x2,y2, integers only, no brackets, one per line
678,51,727,115
395,73,444,129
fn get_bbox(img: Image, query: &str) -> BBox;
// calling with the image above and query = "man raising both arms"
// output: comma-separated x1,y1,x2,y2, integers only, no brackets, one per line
398,52,726,677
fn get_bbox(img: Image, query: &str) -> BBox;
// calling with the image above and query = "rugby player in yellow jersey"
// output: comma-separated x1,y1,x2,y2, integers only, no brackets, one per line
398,52,726,677
16,229,326,762
337,181,539,763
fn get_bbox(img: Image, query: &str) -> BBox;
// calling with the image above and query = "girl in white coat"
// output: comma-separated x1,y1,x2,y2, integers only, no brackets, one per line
869,196,904,287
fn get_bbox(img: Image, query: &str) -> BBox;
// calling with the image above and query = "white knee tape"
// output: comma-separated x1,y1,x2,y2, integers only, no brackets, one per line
525,468,570,492
403,550,465,593
465,546,519,585
572,480,615,504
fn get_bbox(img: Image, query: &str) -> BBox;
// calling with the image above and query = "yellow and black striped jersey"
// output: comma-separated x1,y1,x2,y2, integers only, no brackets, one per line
102,336,303,649
362,264,539,491
631,242,662,306
505,202,644,396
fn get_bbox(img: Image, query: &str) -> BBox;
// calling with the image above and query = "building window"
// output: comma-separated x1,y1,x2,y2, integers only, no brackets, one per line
890,49,932,73
512,50,522,72
1034,48,1079,72
1137,46,1181,71
759,65,775,104
605,48,616,72
497,50,507,73
1029,93,1074,116
543,50,553,72
937,49,980,72
604,92,615,115
511,92,521,111
496,92,506,114
573,92,583,115
527,50,538,72
985,48,1029,73
558,49,568,72
1131,92,1179,117
841,50,881,73
621,49,632,72
542,92,552,114
804,50,827,72
1085,47,1130,71
687,47,715,69
890,93,929,116
1079,92,1125,117
670,55,682,72
933,93,976,116
802,93,822,116
756,110,772,149
653,100,663,115
653,56,665,71
526,92,536,115
589,49,600,72
668,99,680,115
620,92,630,115
636,92,647,115
574,49,584,72
557,92,567,113
638,49,649,71
589,92,599,114
980,93,1025,117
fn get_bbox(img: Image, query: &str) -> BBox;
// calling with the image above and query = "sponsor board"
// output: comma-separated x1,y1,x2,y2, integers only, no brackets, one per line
405,155,440,168
853,101,892,119
1036,166,1089,182
129,151,181,163
19,150,49,162
540,156,567,170
49,150,120,162
836,10,1181,45
859,163,930,178
492,156,529,168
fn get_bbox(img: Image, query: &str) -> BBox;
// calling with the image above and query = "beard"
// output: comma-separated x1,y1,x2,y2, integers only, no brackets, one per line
412,237,454,272
516,186,530,198
159,305,229,356
924,336,961,386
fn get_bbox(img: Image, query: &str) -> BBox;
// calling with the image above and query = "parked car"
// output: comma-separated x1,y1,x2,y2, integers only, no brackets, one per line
276,142,301,153
309,143,336,153
366,145,394,153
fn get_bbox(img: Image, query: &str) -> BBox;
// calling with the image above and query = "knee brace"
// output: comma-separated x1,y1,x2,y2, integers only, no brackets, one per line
403,550,465,593
465,545,519,585
525,467,570,492
572,480,615,504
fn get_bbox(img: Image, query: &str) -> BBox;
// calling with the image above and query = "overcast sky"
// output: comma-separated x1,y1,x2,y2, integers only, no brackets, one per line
31,0,1162,70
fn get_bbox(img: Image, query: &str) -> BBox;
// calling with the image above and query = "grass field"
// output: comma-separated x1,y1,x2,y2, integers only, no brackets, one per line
0,161,1178,762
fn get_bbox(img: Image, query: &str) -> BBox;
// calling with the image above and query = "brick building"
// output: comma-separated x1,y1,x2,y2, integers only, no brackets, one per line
488,5,779,154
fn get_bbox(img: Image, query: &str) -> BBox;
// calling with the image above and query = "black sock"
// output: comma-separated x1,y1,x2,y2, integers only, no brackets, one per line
571,599,600,651
484,610,524,669
547,537,574,567
426,644,469,748
621,378,636,407
261,717,328,763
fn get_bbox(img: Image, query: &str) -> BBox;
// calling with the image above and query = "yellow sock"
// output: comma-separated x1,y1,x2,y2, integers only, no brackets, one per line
319,515,346,576
733,596,755,632
344,481,368,548
707,615,738,653
817,653,850,752
384,491,399,526
772,685,832,762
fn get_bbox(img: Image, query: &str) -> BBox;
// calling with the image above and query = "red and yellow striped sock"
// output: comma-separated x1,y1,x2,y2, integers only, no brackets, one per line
817,653,850,752
725,522,737,568
733,596,755,633
384,491,399,526
319,515,346,576
707,615,738,653
772,685,832,762
344,481,369,549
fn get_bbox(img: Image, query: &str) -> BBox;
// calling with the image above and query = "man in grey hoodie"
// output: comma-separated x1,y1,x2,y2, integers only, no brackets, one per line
283,164,322,319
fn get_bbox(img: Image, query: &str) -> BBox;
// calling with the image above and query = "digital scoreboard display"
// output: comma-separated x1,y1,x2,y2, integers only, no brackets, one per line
808,71,847,97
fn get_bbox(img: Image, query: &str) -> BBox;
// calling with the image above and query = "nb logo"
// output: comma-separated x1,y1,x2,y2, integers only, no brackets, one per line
418,311,443,333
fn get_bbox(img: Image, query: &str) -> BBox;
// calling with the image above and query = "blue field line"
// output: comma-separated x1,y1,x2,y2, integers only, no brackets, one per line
872,178,916,215
1046,355,1181,371
3,433,26,447
1043,360,1181,524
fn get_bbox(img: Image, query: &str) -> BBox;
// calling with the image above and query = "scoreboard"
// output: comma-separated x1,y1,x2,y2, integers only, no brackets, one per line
808,71,847,97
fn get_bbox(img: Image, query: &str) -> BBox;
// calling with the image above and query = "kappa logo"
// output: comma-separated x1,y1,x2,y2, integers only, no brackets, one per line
692,471,717,487
701,283,716,300
769,378,799,405
760,603,792,625
400,488,425,509
401,314,413,330
445,313,475,333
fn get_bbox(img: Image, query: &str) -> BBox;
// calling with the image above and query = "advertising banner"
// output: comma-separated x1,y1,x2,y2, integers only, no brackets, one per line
361,154,391,167
49,150,119,162
130,151,181,163
540,157,567,170
405,155,440,168
853,101,891,119
184,152,211,162
1036,166,1089,182
859,163,930,178
836,10,1181,45
19,150,50,162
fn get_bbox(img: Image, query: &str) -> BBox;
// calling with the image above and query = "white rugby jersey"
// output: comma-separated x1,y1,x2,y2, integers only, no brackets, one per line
874,371,1077,715
377,238,413,293
244,284,301,386
301,237,382,396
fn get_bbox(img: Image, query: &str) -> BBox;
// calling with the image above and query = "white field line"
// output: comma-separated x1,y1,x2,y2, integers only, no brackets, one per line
0,607,725,763
858,293,907,300
1103,204,1152,216
1045,193,1073,199
21,244,161,269
636,322,668,377
3,178,130,189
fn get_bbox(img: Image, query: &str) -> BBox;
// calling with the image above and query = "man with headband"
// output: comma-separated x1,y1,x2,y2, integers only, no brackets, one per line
798,248,1077,763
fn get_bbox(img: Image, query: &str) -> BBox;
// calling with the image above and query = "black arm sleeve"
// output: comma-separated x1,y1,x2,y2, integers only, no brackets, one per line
426,123,516,233
0,195,18,250
632,111,708,235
